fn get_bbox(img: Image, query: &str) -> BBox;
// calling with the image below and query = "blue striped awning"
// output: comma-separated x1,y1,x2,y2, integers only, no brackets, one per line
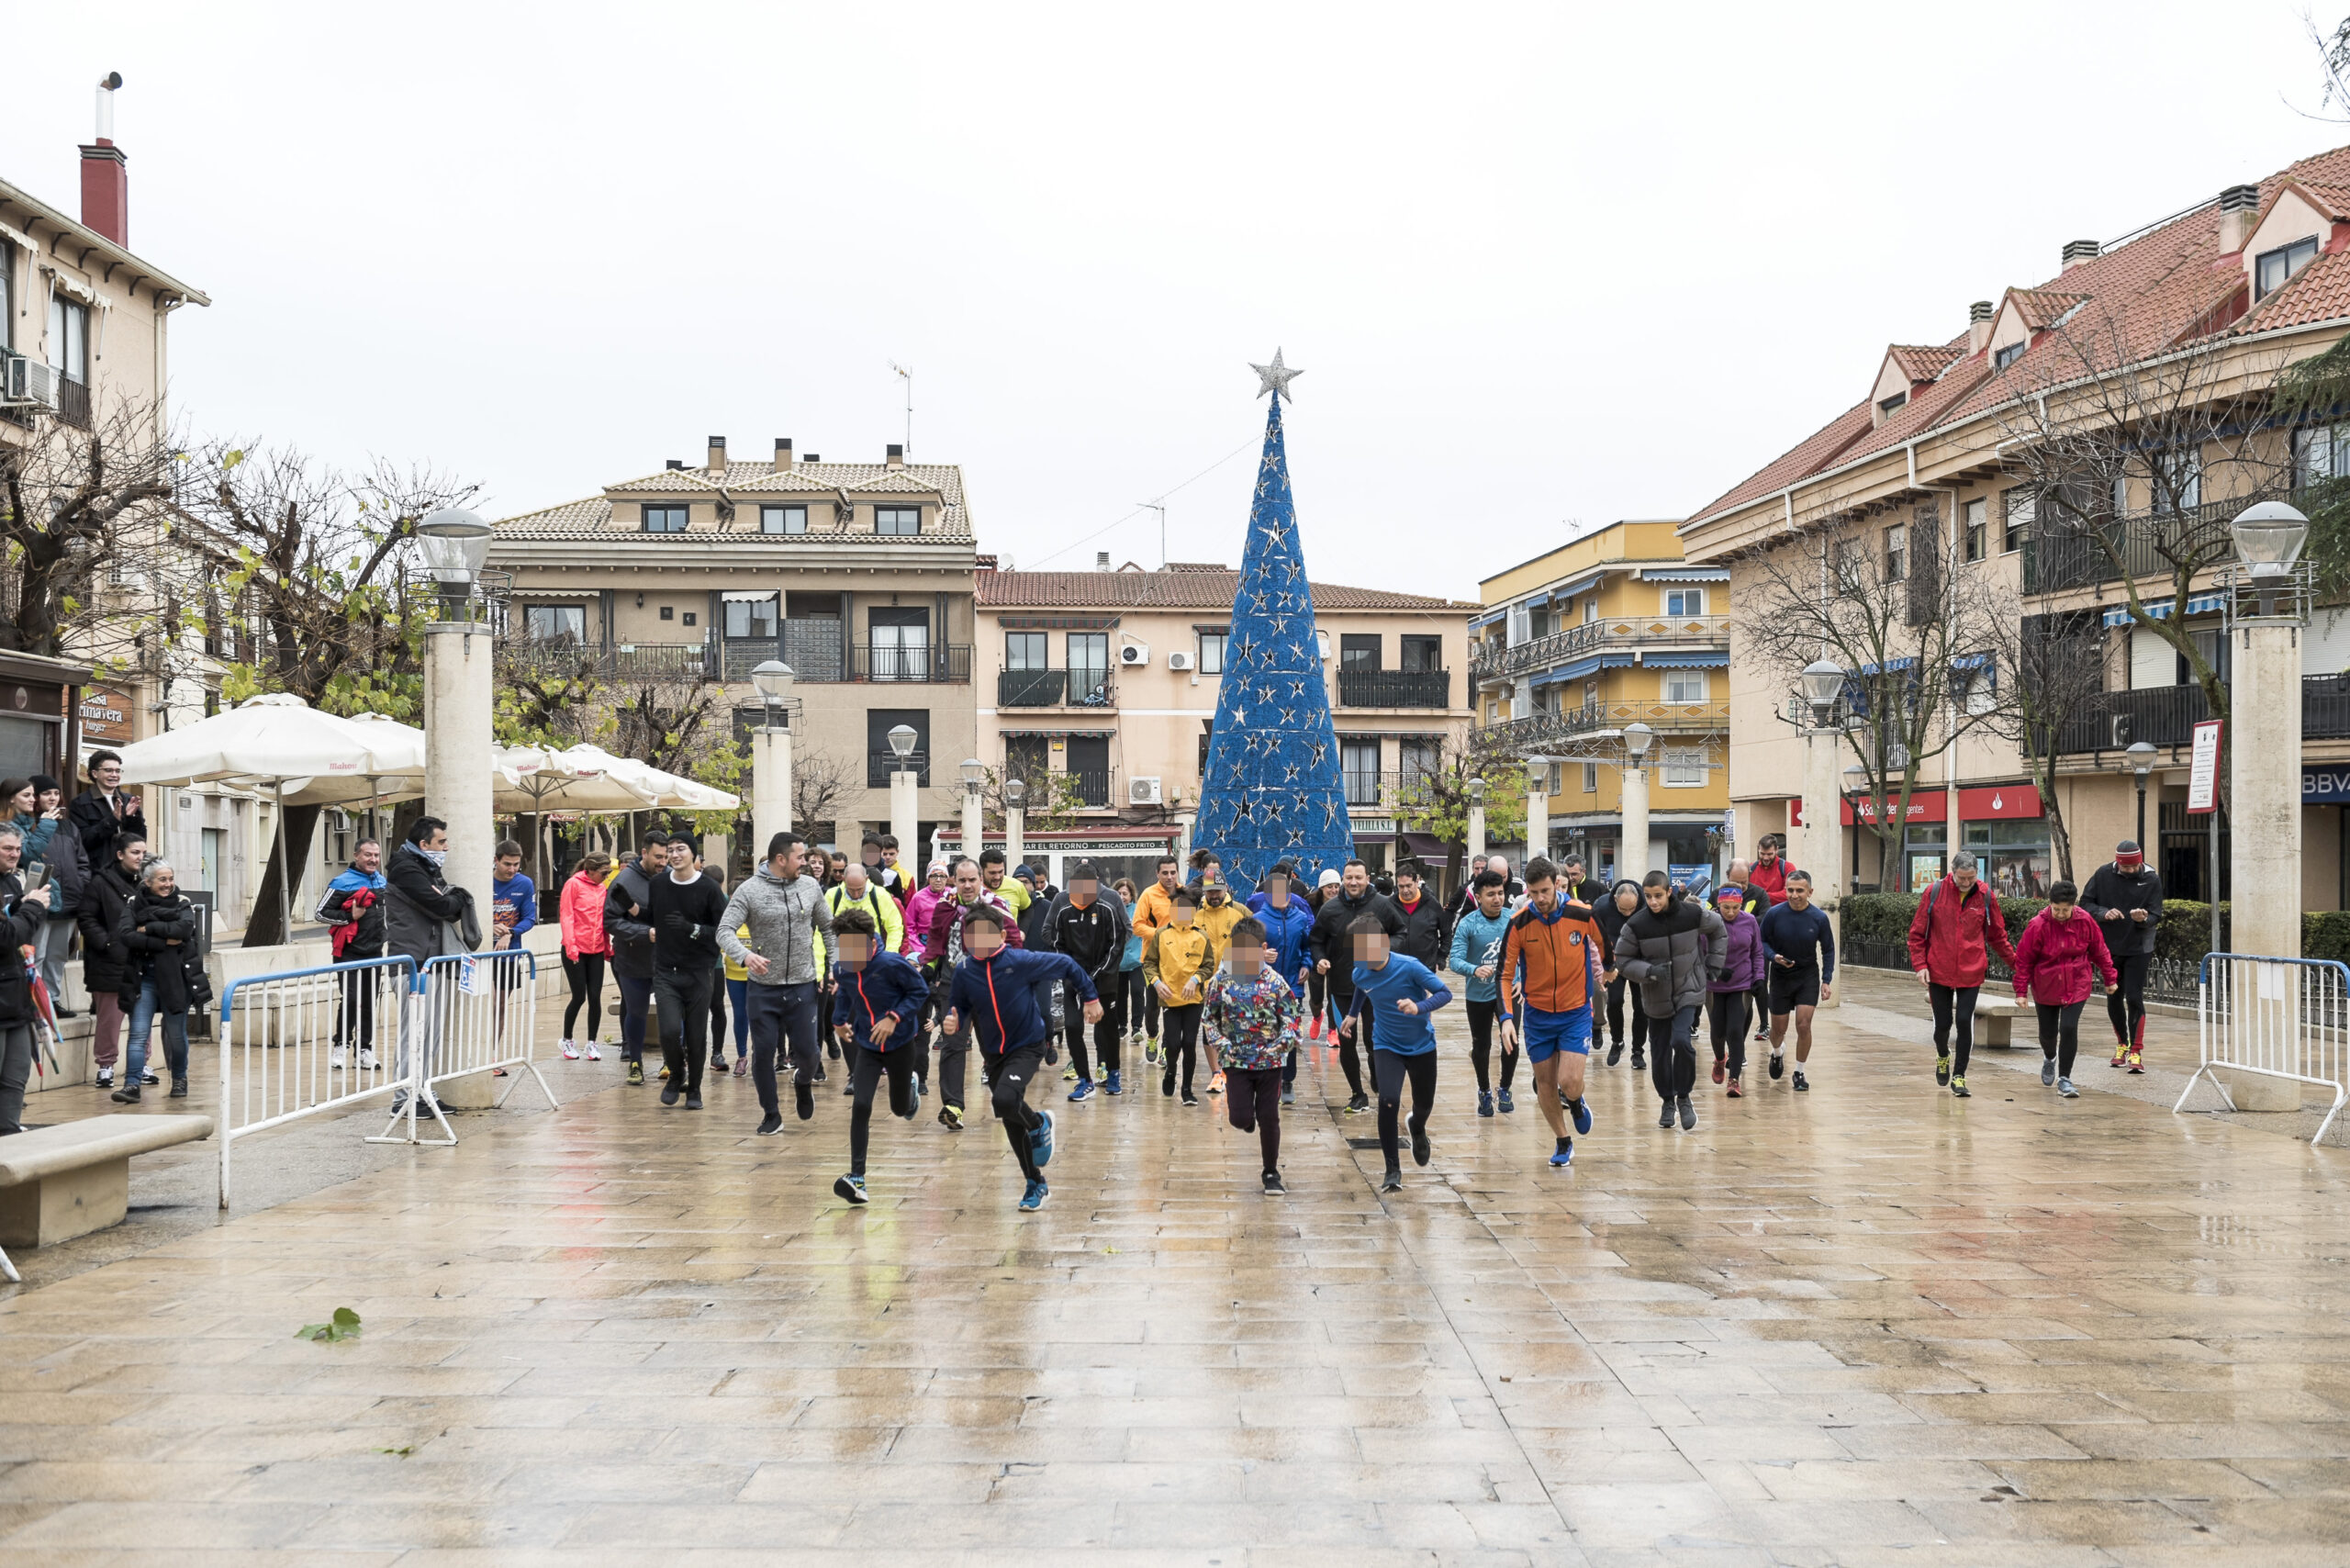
1643,651,1729,668
1531,651,1637,684
1642,567,1730,582
2103,593,2224,627
1476,610,1507,629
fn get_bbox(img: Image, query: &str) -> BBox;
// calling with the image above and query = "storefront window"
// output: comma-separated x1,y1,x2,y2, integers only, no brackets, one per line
1965,823,2051,898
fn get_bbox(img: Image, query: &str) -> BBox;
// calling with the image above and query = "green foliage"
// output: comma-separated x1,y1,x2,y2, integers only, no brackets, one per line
296,1306,363,1342
1841,891,2238,967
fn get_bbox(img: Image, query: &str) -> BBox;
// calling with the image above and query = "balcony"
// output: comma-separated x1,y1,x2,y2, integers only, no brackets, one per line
1069,768,1113,810
2050,673,2350,755
1337,668,1452,709
503,635,971,686
1342,768,1443,811
867,749,930,789
56,375,90,431
1471,615,1729,683
1483,700,1730,754
997,667,1116,709
2019,491,2324,596
720,639,971,683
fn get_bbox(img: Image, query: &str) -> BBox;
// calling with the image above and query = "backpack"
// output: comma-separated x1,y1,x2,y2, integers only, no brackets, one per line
1923,878,1992,936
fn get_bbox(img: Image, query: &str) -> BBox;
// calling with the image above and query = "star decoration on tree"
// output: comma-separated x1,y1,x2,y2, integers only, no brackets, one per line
1250,348,1304,403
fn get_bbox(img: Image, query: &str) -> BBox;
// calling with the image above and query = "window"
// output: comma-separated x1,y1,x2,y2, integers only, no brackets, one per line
2298,423,2350,485
1664,588,1707,617
1197,629,1227,674
1068,632,1110,703
2256,236,2320,299
0,241,10,353
875,506,921,535
1662,745,1706,787
722,596,778,640
1662,668,1709,703
46,297,86,382
681,611,697,627
1963,497,1986,561
2152,449,2200,513
1400,634,1442,673
1005,631,1047,669
1341,738,1382,806
1878,391,1907,418
1005,735,1050,795
761,505,807,534
867,708,931,787
1398,736,1441,784
524,605,586,644
1339,633,1382,670
1836,539,1867,592
1583,597,1598,624
1994,341,2026,372
643,504,688,533
659,605,675,621
1066,736,1111,807
2000,487,2032,554
1583,763,1598,794
870,607,929,682
1884,523,1907,582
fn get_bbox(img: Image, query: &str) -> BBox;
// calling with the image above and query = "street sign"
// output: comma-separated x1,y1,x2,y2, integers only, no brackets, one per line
2188,720,2222,814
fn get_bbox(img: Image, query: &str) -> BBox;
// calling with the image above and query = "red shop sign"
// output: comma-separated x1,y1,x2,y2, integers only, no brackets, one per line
1838,782,2043,826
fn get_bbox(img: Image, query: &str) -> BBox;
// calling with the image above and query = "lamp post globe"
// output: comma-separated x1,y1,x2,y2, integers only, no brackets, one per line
416,508,492,617
2231,499,2309,577
1004,777,1026,807
2124,739,2158,848
1467,776,1484,805
887,724,918,760
1622,721,1655,758
959,756,986,790
1799,659,1846,726
750,660,794,702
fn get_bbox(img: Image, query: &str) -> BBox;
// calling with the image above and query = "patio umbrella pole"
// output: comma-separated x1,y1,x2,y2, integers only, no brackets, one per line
274,779,291,947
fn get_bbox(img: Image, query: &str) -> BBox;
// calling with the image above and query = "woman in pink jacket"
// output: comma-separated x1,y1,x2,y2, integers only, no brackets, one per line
2009,879,2119,1100
901,860,951,959
559,851,615,1059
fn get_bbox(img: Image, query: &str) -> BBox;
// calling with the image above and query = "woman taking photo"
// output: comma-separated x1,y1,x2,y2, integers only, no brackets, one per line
2009,879,2119,1100
559,851,614,1060
112,858,206,1103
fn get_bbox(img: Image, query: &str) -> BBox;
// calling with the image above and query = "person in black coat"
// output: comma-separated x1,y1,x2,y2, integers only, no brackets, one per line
2080,840,2164,1069
76,833,145,1089
68,750,147,868
0,825,55,1135
114,858,207,1103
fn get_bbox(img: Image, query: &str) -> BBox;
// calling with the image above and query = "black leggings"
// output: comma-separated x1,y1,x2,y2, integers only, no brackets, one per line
2038,1000,2086,1078
1225,1064,1283,1173
1160,1003,1202,1095
1608,976,1651,1058
1465,998,1516,1092
848,1046,920,1175
1335,991,1372,1097
562,951,606,1039
1930,982,1980,1076
1707,991,1751,1080
1066,980,1124,1081
1307,966,1326,1022
1649,1002,1699,1101
986,1043,1047,1182
2108,952,2152,1052
1372,1047,1438,1168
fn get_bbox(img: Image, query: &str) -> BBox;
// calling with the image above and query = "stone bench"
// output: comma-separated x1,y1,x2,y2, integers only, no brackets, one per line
1975,993,2021,1047
0,1114,216,1270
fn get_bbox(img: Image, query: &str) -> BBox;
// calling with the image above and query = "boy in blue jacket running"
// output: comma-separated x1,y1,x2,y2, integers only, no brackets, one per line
943,904,1102,1211
828,907,931,1207
1341,915,1454,1193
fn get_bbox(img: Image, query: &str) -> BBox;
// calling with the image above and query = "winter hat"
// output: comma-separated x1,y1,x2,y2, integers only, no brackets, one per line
2115,840,2144,871
1317,868,1341,888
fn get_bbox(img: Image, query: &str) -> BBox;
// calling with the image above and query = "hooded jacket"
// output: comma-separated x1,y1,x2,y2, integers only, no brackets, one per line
948,946,1097,1056
1390,889,1452,969
716,863,835,987
1308,886,1403,996
1252,895,1318,987
1616,892,1728,1017
834,950,929,1051
825,879,907,957
561,869,611,960
385,843,476,968
75,858,140,994
902,879,949,958
0,871,48,1025
1192,890,1244,963
320,864,387,959
602,861,657,979
2011,906,2119,1007
1709,907,1767,993
2080,862,2164,958
1144,920,1214,1005
922,889,1024,970
1498,896,1608,1020
8,810,59,870
1447,902,1513,1003
1907,874,2017,987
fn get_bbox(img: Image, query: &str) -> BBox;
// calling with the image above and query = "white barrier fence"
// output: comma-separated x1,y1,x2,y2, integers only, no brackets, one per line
217,949,558,1206
2182,952,2350,1145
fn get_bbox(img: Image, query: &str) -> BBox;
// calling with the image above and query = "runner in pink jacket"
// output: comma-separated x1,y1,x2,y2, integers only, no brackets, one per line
2009,879,2118,1099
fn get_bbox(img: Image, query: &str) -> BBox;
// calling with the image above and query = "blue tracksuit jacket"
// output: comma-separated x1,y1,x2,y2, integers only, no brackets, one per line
949,947,1098,1056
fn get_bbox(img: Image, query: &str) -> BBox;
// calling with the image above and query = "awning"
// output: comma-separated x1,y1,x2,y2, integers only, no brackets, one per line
1475,610,1507,629
1858,656,1917,675
1550,571,1604,602
1643,651,1729,668
2103,593,2224,627
1552,651,1636,681
1003,728,1115,739
1641,567,1729,582
1952,652,1993,671
1523,590,1551,609
722,589,778,602
997,614,1121,629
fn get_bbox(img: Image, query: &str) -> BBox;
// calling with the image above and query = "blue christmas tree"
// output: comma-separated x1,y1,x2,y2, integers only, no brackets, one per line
1195,351,1353,893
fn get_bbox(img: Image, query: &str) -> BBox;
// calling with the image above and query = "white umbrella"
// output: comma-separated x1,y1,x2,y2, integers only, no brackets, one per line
554,745,741,812
494,745,659,815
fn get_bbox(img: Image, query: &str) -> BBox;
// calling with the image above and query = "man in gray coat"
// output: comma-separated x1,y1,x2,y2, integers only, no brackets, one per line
1607,870,1726,1134
719,830,835,1136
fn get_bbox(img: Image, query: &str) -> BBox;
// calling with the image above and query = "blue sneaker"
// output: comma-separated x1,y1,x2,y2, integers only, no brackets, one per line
1019,1179,1048,1211
1030,1109,1056,1168
1478,1090,1494,1118
1496,1087,1514,1114
1550,1137,1573,1168
1103,1070,1123,1095
1569,1097,1593,1137
1069,1079,1094,1102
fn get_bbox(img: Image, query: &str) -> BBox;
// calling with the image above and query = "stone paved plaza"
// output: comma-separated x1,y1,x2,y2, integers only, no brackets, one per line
5,985,2349,1565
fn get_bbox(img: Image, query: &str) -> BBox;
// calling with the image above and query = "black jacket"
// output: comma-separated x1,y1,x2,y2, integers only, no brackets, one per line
118,884,207,1012
75,859,140,994
1309,887,1402,995
2080,863,2164,958
1617,892,1728,1018
1591,879,1645,962
0,871,46,1025
69,786,146,868
320,871,388,955
646,870,727,971
42,816,88,918
1044,893,1127,981
384,844,475,966
1392,891,1451,969
603,863,656,980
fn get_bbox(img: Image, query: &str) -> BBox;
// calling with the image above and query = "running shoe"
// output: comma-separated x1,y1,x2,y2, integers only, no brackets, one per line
757,1113,784,1136
1263,1170,1286,1194
2110,1045,2128,1069
939,1104,963,1131
843,1081,855,1096
1181,1091,1200,1107
1209,1072,1225,1096
1103,1071,1123,1096
1712,1058,1726,1086
359,1048,377,1070
658,1065,670,1081
686,1092,705,1109
1147,1036,1162,1063
330,1045,347,1068
1677,1093,1696,1130
1936,1054,1952,1087
795,1078,815,1120
1381,1166,1404,1193
1346,1092,1371,1115
829,1039,843,1060
813,1065,828,1085
1063,1063,1079,1082
1658,1102,1673,1128
1768,1049,1784,1081
1791,1070,1809,1093
1496,1087,1514,1114
834,1173,867,1205
1950,1076,1969,1098
1570,1097,1592,1137
661,1080,683,1106
1629,1049,1647,1072
584,1041,602,1061
560,1038,581,1060
2059,1077,2079,1097
142,1070,160,1085
95,1067,113,1089
733,1056,747,1077
1280,1086,1294,1106
1754,1023,1770,1042
1069,1079,1094,1102
1161,1073,1176,1098
1031,1110,1056,1168
1559,1088,1572,1110
1726,1078,1743,1098
2126,1049,2144,1074
626,1061,644,1086
1306,1015,1323,1041
1478,1090,1494,1118
1410,1127,1431,1167
1550,1137,1572,1168
2042,1058,2056,1086
1019,1180,1048,1212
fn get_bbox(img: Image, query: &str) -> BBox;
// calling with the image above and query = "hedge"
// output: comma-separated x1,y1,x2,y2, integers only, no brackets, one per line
1841,891,2241,969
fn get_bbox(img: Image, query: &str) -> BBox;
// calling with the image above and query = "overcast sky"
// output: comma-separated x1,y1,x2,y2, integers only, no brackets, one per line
5,3,2345,600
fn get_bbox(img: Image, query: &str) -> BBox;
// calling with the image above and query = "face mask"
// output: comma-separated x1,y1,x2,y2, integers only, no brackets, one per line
419,847,448,869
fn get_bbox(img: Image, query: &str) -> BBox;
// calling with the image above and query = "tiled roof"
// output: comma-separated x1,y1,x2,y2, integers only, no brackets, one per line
978,568,1478,613
494,460,971,538
1887,342,1962,383
1690,140,2350,527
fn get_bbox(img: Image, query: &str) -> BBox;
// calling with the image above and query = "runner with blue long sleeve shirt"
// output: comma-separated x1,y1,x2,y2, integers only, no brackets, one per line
942,903,1102,1211
1341,915,1455,1192
1757,869,1835,1092
1448,873,1517,1116
1249,867,1317,1105
826,907,930,1206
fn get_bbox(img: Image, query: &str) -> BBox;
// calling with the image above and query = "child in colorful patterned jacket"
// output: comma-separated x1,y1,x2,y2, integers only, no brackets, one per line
1203,916,1305,1193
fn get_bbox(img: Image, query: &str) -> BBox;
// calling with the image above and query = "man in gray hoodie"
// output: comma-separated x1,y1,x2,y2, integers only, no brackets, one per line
719,830,835,1136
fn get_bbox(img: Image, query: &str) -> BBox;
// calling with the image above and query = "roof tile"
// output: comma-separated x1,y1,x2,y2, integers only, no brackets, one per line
978,569,1477,613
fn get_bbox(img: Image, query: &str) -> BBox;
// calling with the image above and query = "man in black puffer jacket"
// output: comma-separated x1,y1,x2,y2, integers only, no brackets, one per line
1608,871,1725,1134
2080,840,2163,1072
0,824,54,1134
1309,859,1402,1114
75,832,144,1090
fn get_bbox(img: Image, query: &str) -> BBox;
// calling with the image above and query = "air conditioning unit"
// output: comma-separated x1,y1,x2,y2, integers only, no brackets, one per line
1128,775,1163,806
1119,640,1151,666
2109,713,2133,749
1,356,62,411
1168,650,1195,671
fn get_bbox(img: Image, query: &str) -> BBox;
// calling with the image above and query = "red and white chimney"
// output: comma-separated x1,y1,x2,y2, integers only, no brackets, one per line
79,73,127,247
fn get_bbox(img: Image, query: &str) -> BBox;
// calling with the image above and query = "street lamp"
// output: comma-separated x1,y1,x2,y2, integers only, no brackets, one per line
416,508,492,621
2124,740,2157,849
957,756,987,872
2232,499,2310,617
890,725,919,761
416,508,496,919
1619,723,1655,880
1524,756,1550,871
1003,775,1027,881
2230,500,2310,959
1465,774,1487,868
1799,659,1846,725
751,659,795,725
886,726,922,864
748,660,797,847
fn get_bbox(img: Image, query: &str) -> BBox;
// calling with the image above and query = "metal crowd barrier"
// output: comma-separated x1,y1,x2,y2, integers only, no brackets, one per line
2180,952,2350,1145
217,955,416,1208
375,948,557,1148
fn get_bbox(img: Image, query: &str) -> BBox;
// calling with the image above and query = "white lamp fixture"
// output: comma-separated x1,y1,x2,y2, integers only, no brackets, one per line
1467,776,1484,805
887,724,918,761
959,756,986,790
1005,777,1026,807
1799,659,1846,725
1622,721,1655,759
2124,740,2158,778
751,659,794,725
1526,756,1550,793
416,508,492,611
2232,499,2310,577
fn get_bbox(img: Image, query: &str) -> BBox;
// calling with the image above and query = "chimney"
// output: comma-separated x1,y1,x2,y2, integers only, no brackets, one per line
707,435,727,472
666,459,685,471
886,443,906,469
1096,551,1112,571
77,73,127,247
2061,239,2101,271
803,453,819,463
2218,183,2262,255
1967,300,1996,355
773,437,793,472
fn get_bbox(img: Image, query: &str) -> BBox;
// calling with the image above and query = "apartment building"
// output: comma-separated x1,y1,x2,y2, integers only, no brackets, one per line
487,437,979,858
1682,142,2350,907
973,557,1478,878
1471,521,1730,881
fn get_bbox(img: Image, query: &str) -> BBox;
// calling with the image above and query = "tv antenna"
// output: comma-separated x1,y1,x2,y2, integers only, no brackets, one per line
889,361,912,456
1138,500,1168,568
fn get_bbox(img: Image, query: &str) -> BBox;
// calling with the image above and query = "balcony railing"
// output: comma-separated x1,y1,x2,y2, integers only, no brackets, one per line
1342,768,1446,811
2050,673,2350,755
1471,615,1730,683
503,635,970,686
867,749,930,789
1483,700,1730,754
997,667,1116,709
1069,768,1113,809
720,640,971,683
56,375,90,431
2020,492,2298,596
1337,668,1452,708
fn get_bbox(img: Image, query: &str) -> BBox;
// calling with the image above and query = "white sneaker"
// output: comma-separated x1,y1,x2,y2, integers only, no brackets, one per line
330,1044,347,1068
358,1048,378,1070
560,1037,581,1060
585,1040,603,1061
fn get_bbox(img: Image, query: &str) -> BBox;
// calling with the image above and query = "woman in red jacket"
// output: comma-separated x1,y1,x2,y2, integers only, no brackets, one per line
1907,852,2017,1098
2010,879,2119,1101
559,851,615,1059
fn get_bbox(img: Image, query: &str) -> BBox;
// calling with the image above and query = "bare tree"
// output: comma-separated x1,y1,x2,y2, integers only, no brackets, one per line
789,745,856,834
0,398,175,658
1391,734,1529,897
1979,602,2107,883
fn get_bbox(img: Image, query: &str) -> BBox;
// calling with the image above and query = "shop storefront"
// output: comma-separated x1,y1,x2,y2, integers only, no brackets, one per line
1830,783,2051,898
0,652,93,784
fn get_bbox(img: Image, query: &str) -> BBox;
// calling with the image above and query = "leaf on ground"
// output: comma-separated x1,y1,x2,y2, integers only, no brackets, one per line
372,1445,414,1458
296,1306,364,1342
